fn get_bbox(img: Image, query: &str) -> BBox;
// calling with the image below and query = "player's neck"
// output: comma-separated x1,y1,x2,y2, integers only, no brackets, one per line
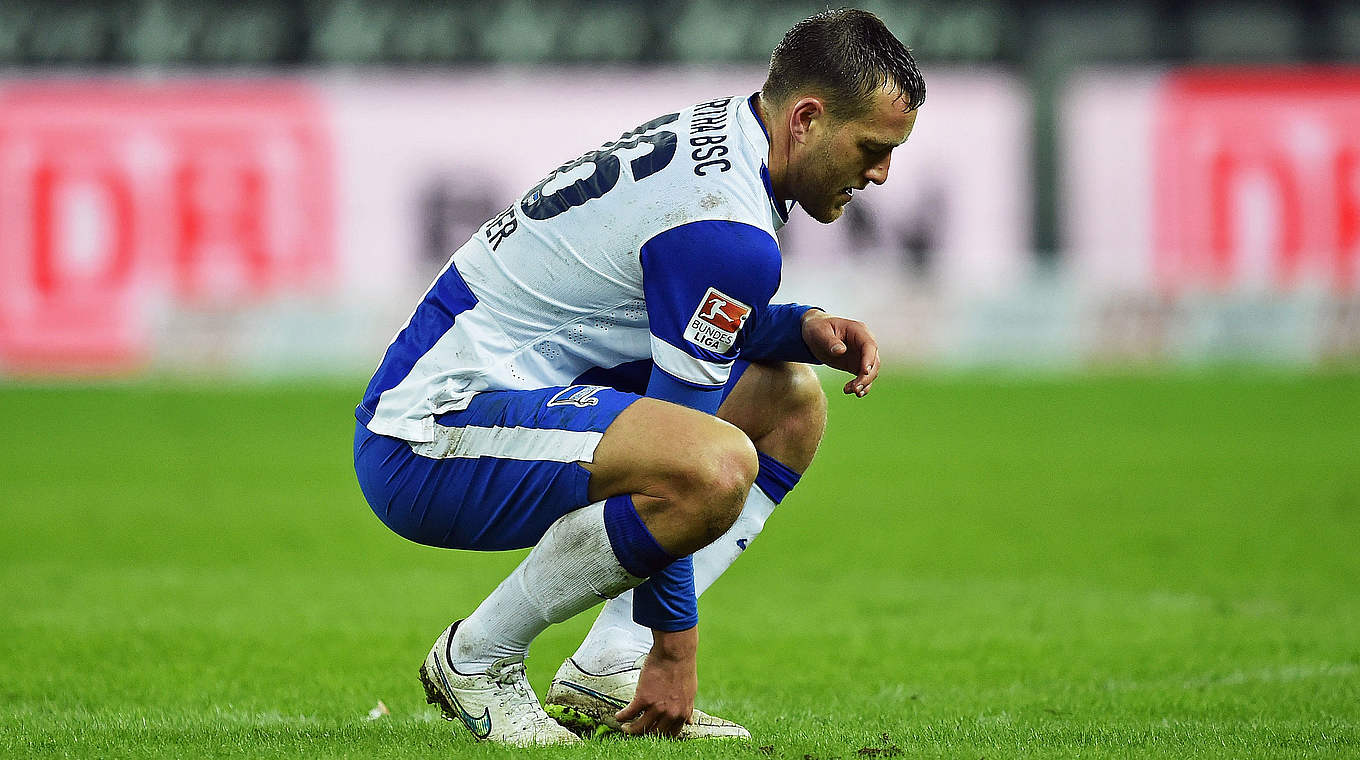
752,93,792,206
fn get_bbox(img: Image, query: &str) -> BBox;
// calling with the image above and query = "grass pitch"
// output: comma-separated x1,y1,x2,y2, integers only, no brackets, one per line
2,371,1358,758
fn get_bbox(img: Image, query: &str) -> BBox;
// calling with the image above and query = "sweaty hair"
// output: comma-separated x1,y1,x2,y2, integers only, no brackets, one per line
761,8,926,118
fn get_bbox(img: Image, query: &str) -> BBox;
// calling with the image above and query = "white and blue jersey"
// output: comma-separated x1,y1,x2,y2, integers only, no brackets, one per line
354,94,816,632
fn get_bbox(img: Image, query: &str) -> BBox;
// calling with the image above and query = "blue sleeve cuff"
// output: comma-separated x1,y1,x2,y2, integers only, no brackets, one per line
632,555,698,631
740,303,821,364
646,363,724,414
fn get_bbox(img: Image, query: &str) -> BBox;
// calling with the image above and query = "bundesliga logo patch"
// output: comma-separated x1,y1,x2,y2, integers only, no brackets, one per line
683,287,751,353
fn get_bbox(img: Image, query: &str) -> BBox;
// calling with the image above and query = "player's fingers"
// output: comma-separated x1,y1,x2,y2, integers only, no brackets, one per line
848,377,873,397
621,710,656,736
615,698,645,725
860,343,880,385
631,705,685,738
850,368,872,395
844,358,874,397
658,713,686,738
846,333,879,394
837,380,870,399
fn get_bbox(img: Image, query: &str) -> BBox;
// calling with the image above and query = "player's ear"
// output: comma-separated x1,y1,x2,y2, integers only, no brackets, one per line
788,97,826,145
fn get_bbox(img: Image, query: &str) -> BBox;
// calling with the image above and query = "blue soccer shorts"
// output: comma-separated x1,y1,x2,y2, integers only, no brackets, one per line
353,385,642,551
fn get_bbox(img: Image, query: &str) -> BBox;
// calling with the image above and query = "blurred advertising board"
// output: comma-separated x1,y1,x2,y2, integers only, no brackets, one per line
1156,70,1360,293
1066,68,1360,294
0,80,333,374
0,68,1029,377
1062,67,1360,361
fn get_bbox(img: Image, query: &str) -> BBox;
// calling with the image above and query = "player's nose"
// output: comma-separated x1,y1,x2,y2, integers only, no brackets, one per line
865,154,890,186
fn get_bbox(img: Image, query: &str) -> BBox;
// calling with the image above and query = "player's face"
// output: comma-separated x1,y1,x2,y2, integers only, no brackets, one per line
795,88,918,224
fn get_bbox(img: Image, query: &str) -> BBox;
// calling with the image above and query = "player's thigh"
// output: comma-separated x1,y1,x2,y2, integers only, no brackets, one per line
583,396,754,504
353,385,640,551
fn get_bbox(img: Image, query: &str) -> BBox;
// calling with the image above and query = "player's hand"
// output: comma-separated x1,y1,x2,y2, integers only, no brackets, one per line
615,627,697,738
801,309,880,397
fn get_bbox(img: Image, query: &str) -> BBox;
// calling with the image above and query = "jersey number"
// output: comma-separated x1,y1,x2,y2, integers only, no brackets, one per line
520,113,679,221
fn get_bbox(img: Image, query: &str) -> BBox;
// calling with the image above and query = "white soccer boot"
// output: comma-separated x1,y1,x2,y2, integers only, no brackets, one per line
418,623,582,746
545,656,752,740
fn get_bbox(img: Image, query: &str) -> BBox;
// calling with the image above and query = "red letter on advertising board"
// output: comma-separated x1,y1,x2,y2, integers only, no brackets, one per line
1337,148,1359,287
1207,150,1303,286
173,158,271,302
32,162,136,299
1157,70,1360,292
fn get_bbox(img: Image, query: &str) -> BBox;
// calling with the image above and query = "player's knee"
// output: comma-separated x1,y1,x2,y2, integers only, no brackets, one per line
785,363,828,428
708,426,759,514
685,422,758,502
673,422,757,540
775,363,828,455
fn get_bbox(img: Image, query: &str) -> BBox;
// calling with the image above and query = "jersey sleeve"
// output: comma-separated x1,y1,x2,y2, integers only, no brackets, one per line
640,219,782,414
633,219,781,632
739,302,822,364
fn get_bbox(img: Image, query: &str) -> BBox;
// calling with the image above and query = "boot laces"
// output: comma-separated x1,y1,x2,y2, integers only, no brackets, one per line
488,660,546,730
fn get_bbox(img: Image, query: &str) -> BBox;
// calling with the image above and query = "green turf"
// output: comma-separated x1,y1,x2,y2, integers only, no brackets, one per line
2,372,1358,758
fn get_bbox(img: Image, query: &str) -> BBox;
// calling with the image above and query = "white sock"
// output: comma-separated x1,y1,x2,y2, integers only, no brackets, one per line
571,484,778,674
450,501,643,673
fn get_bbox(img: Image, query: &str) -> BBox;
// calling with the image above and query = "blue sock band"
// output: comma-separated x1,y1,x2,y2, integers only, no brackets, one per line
602,494,674,578
754,451,801,504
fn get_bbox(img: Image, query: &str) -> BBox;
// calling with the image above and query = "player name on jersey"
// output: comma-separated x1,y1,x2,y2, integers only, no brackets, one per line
690,97,734,176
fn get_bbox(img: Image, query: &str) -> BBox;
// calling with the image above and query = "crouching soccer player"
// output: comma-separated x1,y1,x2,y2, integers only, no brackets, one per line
352,8,925,746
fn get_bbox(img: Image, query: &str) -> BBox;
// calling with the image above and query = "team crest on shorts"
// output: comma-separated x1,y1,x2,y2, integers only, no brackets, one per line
547,385,606,408
683,287,751,353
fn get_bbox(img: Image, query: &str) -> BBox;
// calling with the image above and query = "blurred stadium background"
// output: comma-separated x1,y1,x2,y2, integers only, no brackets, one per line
2,0,1358,378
